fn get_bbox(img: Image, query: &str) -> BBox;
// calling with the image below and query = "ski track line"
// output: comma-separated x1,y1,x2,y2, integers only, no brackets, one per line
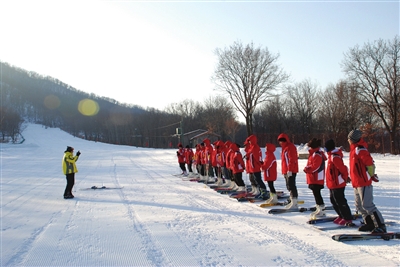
2,176,59,211
106,155,200,266
4,210,63,266
108,155,165,266
132,158,281,265
124,157,204,266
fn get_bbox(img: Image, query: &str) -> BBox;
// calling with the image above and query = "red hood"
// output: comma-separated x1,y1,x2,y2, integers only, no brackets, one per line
277,133,291,148
203,138,211,146
230,143,240,151
350,138,368,150
265,143,276,153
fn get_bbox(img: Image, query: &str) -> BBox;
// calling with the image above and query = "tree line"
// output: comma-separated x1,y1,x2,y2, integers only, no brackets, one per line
1,36,399,154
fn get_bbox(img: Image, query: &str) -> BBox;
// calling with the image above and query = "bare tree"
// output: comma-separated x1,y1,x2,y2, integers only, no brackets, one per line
320,81,362,140
254,96,285,134
225,118,241,143
284,79,319,136
213,41,289,136
342,36,400,154
202,96,237,135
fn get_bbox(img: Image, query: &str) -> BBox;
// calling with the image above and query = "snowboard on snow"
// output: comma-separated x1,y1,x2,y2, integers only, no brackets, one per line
268,205,334,214
236,191,286,202
315,221,397,231
232,190,285,199
332,232,400,242
81,186,124,190
259,200,305,208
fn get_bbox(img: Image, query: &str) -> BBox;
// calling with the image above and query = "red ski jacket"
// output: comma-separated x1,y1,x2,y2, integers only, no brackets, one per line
230,143,245,174
262,143,277,182
245,135,263,174
303,147,326,185
349,139,374,188
326,149,349,189
277,133,299,175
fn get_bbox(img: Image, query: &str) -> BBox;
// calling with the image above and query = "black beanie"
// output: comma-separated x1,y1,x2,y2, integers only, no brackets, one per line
307,138,321,149
324,139,335,152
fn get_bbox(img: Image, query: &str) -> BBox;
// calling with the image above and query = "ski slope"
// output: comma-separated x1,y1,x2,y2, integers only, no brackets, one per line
1,124,399,266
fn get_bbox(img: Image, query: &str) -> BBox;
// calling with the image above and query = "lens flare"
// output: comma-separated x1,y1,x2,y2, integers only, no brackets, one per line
43,95,61,110
78,99,99,116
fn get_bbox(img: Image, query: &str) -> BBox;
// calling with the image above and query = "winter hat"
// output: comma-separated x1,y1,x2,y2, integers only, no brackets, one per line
65,146,74,152
324,139,335,152
178,143,183,148
307,138,321,149
348,129,362,143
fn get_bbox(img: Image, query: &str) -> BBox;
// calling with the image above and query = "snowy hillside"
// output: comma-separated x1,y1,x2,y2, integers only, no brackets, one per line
1,123,399,266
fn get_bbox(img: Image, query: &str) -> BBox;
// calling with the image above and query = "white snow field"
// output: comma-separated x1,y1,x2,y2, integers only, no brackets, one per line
1,123,399,266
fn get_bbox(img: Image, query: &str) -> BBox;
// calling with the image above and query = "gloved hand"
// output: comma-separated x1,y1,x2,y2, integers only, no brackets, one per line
346,177,351,183
177,151,179,156
287,171,292,177
371,174,379,182
366,165,375,178
76,151,81,156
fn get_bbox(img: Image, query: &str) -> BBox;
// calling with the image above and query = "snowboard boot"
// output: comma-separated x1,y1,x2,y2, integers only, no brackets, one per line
252,186,260,197
222,179,231,188
310,204,326,220
371,211,387,233
257,188,269,200
237,186,246,192
216,177,223,186
230,182,239,191
285,197,298,210
264,193,279,205
249,185,256,195
358,215,375,232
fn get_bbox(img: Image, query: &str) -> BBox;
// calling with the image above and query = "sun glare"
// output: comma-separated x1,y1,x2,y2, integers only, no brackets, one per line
78,99,99,116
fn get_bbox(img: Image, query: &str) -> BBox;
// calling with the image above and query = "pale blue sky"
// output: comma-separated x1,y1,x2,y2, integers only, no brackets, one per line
1,1,398,110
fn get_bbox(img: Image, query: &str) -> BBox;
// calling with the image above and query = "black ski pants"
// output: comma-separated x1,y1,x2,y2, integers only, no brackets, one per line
64,173,75,196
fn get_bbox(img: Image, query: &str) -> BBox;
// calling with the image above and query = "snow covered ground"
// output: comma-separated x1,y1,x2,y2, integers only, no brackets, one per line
1,123,399,266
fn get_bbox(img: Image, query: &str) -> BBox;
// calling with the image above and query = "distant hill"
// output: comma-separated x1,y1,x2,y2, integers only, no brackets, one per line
0,61,147,115
0,61,180,146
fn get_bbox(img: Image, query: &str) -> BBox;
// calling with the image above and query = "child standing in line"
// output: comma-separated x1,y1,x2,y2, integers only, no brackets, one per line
185,145,194,177
324,139,354,225
230,143,246,192
348,129,386,233
177,143,187,176
303,138,327,219
262,143,278,204
277,133,299,210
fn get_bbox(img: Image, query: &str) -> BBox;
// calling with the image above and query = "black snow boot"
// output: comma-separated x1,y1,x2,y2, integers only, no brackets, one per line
358,215,375,232
371,212,387,233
